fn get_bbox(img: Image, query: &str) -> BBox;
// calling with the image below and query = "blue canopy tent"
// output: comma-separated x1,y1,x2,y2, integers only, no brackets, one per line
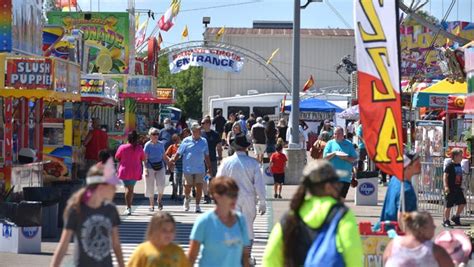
284,97,344,112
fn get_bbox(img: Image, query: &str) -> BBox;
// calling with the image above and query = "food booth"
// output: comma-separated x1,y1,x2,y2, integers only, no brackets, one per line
0,54,80,189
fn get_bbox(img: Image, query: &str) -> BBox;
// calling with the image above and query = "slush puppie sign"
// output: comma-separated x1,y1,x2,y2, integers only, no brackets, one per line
6,58,53,89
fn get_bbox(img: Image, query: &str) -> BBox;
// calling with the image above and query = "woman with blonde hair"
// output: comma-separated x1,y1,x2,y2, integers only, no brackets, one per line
383,211,454,267
143,127,169,211
226,121,243,156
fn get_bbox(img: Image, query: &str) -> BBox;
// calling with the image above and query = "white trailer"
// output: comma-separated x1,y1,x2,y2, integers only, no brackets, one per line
209,92,350,120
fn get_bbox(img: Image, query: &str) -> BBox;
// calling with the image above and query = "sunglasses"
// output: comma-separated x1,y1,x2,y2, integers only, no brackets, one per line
151,133,159,136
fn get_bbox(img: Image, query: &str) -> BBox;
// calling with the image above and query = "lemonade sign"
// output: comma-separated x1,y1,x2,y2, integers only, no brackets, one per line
47,12,129,74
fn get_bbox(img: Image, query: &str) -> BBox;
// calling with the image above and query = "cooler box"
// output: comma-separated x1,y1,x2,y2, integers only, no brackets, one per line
355,171,379,206
0,222,41,253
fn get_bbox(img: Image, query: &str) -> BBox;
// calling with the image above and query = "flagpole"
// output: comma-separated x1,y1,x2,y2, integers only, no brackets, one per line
289,0,301,148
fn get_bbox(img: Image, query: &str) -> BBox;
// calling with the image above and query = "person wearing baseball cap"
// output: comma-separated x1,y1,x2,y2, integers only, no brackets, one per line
380,151,421,223
263,160,363,267
171,122,212,213
51,159,124,267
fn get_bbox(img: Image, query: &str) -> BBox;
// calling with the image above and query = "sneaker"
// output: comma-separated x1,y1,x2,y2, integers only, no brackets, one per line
278,194,282,199
274,194,278,199
148,207,154,212
204,195,211,204
183,197,190,211
158,202,163,211
249,257,256,267
451,215,462,226
123,208,132,216
195,205,202,213
442,220,453,228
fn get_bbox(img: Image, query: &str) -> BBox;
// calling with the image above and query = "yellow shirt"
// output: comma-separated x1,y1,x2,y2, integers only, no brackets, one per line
127,241,190,267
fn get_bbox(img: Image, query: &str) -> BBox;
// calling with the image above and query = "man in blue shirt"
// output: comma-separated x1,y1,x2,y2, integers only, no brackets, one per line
323,126,358,200
380,152,421,222
171,123,212,213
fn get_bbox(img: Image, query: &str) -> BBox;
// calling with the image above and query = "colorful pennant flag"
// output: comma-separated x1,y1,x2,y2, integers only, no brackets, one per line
266,48,279,65
216,26,225,41
355,0,403,179
157,32,163,49
302,75,314,92
182,25,188,40
135,13,140,31
135,18,149,48
158,0,180,32
172,0,181,17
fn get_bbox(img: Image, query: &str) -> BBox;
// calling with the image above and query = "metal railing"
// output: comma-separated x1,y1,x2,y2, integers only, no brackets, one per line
415,160,473,217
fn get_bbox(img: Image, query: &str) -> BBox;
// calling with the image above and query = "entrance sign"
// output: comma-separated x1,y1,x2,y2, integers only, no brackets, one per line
355,0,404,179
169,48,244,74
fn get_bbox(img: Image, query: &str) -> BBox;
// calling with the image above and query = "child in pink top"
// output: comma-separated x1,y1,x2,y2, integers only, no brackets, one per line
115,131,145,215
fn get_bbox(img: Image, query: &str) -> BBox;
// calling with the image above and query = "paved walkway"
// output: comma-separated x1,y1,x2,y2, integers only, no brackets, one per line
114,186,270,266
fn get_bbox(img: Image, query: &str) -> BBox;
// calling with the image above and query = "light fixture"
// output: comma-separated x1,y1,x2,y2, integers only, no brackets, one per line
202,16,211,27
301,0,323,9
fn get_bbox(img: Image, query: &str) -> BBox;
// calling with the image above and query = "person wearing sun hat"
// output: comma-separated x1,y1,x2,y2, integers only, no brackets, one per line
263,160,363,267
217,133,266,266
380,151,421,223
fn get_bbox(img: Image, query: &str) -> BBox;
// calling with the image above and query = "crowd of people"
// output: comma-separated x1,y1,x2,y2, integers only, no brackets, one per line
51,115,471,267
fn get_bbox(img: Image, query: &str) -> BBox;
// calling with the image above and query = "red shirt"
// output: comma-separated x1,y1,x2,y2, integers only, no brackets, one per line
270,152,287,174
85,129,108,160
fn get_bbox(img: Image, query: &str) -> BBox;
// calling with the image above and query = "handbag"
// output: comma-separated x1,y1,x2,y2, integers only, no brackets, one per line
148,160,163,171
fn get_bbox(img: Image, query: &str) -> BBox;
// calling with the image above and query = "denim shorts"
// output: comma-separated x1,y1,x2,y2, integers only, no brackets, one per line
122,180,137,187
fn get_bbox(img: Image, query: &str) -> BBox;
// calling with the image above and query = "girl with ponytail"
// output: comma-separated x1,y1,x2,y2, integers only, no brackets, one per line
383,211,453,267
51,160,124,267
263,160,363,267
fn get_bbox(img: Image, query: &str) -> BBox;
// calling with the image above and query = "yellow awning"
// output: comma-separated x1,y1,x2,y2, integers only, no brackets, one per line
421,79,467,94
0,89,81,102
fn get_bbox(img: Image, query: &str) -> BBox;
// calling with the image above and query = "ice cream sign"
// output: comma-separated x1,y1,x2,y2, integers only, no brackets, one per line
6,58,53,89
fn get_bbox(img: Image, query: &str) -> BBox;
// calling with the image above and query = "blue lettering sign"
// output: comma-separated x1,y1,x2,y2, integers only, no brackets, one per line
359,182,375,196
2,224,12,238
22,227,39,239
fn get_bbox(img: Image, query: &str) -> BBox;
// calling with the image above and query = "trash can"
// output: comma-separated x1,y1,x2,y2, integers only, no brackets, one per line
51,180,84,228
23,187,61,238
0,201,42,227
355,171,379,206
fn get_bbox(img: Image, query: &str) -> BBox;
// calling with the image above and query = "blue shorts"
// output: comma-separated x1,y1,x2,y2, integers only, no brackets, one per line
122,180,137,187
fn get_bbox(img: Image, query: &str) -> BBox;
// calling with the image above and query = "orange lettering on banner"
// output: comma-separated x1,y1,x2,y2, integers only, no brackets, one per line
366,47,396,101
375,107,403,162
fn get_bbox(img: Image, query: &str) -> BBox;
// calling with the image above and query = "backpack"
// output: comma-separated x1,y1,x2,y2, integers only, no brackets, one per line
304,204,348,267
281,203,348,267
310,140,325,159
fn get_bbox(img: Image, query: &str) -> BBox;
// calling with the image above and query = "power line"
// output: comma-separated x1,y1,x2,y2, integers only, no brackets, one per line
325,0,351,28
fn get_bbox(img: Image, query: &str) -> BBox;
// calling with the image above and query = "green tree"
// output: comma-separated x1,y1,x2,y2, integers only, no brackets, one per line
157,56,203,119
